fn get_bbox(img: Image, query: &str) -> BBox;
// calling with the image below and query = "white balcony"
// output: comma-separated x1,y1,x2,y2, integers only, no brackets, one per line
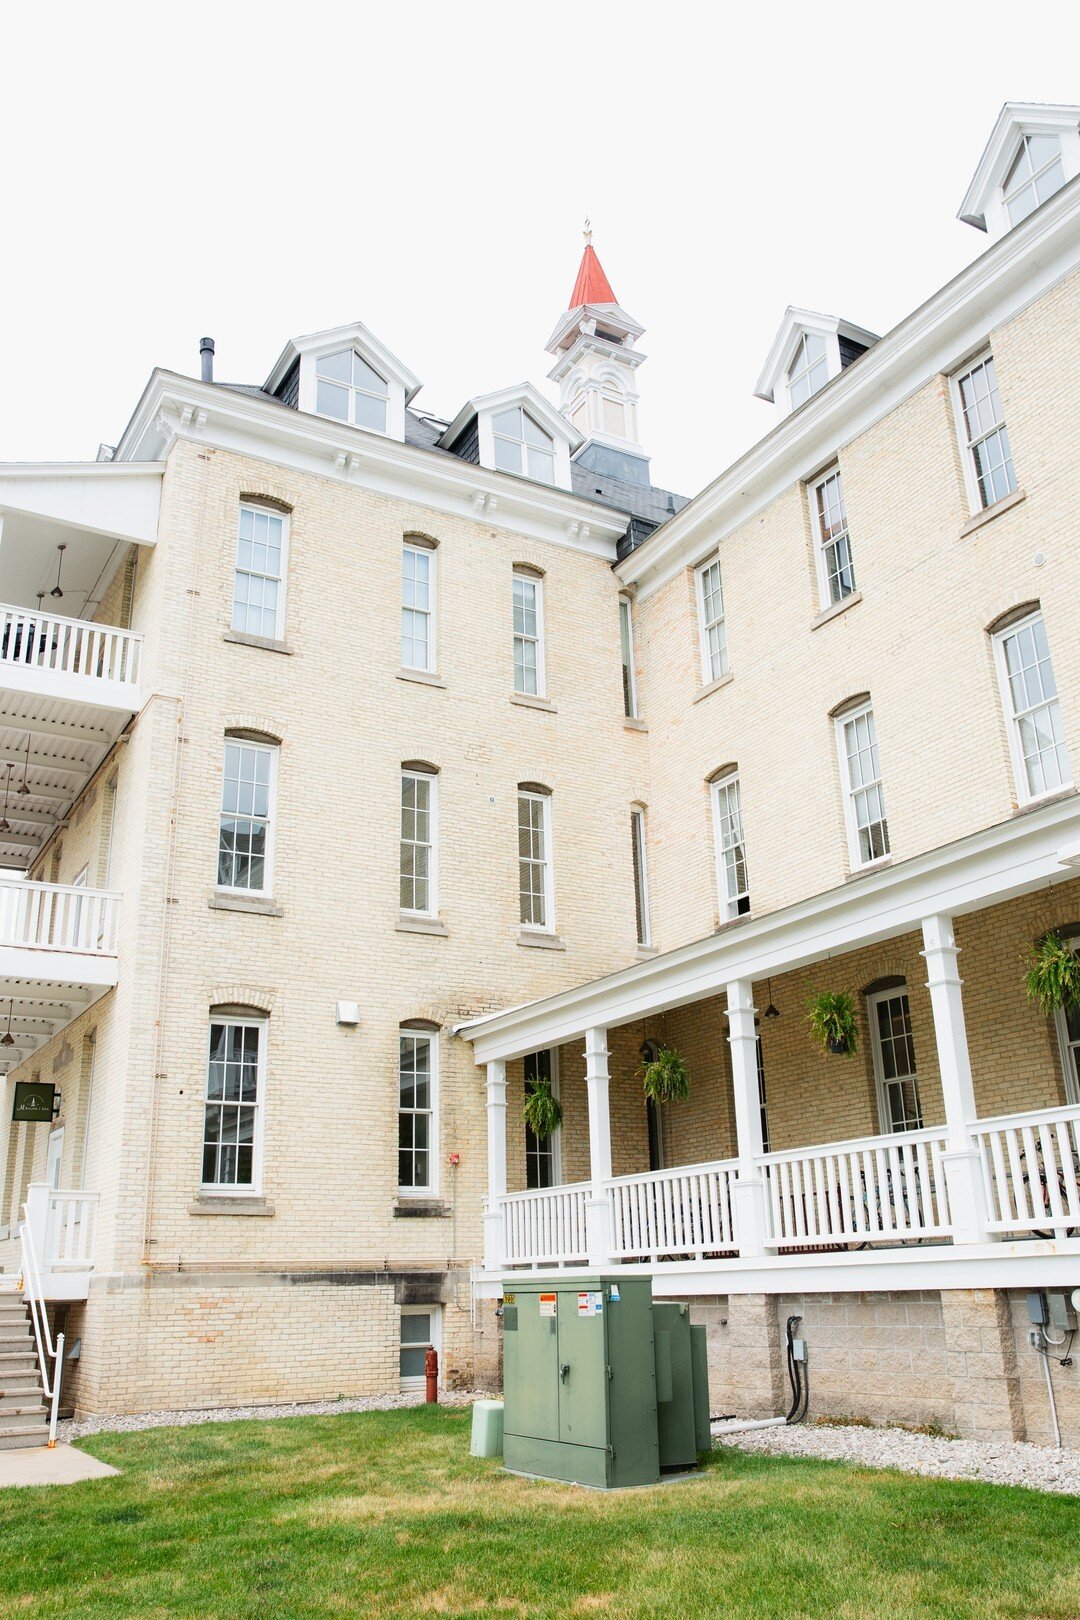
0,877,121,1074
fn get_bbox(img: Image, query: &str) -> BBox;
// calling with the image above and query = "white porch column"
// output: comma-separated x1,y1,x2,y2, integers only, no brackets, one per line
920,914,990,1246
726,980,767,1258
483,1060,507,1271
584,1027,614,1267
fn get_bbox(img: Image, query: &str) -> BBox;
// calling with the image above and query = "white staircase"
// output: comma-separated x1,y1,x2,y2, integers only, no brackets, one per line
0,1283,49,1450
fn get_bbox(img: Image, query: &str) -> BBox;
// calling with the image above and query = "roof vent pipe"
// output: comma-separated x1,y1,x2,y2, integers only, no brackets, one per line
199,337,215,383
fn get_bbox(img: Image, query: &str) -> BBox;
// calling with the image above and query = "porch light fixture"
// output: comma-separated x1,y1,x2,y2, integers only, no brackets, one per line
0,763,13,833
1,1001,15,1048
50,543,66,600
764,979,780,1020
17,733,31,796
639,1039,658,1064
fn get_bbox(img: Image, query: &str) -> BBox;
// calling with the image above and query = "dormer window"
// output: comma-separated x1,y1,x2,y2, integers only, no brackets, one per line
755,310,879,419
1002,133,1066,227
315,350,390,432
787,332,830,409
492,408,555,484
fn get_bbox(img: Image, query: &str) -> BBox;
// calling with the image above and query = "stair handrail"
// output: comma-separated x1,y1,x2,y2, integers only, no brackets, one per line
17,1211,65,1447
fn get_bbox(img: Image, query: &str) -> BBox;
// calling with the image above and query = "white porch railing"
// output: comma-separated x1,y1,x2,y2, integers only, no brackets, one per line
972,1104,1080,1236
0,879,121,955
607,1160,738,1261
759,1127,952,1249
501,1181,590,1267
0,603,141,691
24,1183,99,1278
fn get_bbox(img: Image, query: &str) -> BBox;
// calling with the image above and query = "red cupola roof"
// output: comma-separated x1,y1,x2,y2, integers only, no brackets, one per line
568,243,617,310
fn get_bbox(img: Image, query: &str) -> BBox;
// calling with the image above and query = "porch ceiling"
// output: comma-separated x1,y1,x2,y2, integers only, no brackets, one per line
457,793,1080,1064
0,706,124,869
0,977,108,1076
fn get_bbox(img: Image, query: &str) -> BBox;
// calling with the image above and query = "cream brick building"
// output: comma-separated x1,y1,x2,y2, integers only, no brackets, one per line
2,102,1080,1445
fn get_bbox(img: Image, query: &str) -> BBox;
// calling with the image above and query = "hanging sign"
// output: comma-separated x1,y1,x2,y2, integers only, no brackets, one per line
12,1082,56,1123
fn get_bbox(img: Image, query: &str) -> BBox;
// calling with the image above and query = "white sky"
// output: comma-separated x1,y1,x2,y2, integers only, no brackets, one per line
1,1,1078,497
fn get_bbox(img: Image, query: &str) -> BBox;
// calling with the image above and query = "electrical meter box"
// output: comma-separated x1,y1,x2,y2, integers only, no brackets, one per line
501,1276,709,1488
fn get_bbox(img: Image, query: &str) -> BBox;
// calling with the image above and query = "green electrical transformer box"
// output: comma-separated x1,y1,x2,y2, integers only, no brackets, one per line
501,1275,709,1488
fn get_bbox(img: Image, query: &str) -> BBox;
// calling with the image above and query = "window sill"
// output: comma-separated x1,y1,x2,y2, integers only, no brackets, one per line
692,671,733,705
511,693,557,713
1011,785,1076,818
393,1198,450,1218
811,590,862,631
636,944,659,960
960,487,1026,537
844,856,892,882
189,1195,275,1216
223,629,292,655
209,893,284,917
517,930,566,951
623,716,648,732
397,914,449,937
398,667,446,689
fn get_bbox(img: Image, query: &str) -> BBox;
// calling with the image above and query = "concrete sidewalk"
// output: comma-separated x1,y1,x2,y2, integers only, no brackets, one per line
0,1443,118,1489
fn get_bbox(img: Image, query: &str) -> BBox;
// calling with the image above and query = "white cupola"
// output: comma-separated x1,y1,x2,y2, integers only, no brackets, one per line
958,102,1080,244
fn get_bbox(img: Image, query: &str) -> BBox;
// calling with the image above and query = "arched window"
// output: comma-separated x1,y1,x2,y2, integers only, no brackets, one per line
202,1009,268,1192
399,1023,439,1195
990,608,1071,802
315,349,390,432
517,784,554,932
708,767,749,921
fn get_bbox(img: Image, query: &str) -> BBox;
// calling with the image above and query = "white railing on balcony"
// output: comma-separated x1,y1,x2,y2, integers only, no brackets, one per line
607,1160,738,1261
0,878,120,955
23,1183,98,1282
0,602,141,692
972,1104,1080,1236
501,1181,590,1267
760,1126,952,1248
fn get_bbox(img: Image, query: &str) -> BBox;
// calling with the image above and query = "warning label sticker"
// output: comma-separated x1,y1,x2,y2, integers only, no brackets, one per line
538,1293,557,1318
578,1291,603,1317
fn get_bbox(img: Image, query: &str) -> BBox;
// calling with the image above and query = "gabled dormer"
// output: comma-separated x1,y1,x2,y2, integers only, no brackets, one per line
754,308,879,418
959,102,1080,243
438,383,581,491
263,321,421,442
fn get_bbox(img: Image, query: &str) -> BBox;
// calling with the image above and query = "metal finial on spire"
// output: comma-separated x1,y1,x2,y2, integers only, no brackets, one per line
583,216,593,245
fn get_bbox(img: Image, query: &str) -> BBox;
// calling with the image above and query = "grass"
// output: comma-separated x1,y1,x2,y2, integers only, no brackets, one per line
0,1406,1077,1618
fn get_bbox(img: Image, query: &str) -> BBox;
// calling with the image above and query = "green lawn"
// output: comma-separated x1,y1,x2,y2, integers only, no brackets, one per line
0,1407,1077,1618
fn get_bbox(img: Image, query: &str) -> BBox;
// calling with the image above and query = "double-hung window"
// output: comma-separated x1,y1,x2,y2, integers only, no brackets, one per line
619,596,638,718
524,1049,560,1189
202,1018,265,1191
518,789,554,931
696,557,728,685
398,1028,436,1194
402,542,435,672
493,408,555,484
233,504,287,640
837,704,889,867
812,468,856,607
993,611,1071,802
868,989,923,1133
954,354,1016,511
315,349,389,432
630,806,650,946
400,769,437,917
513,570,545,696
217,739,277,894
711,773,749,920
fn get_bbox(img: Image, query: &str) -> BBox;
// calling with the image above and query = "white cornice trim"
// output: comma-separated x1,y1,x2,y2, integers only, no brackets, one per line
545,301,645,354
620,174,1080,602
455,794,1080,1063
0,461,165,480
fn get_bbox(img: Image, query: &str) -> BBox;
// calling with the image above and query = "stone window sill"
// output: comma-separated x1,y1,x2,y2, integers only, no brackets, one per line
511,693,557,713
693,671,734,705
624,716,648,732
1011,785,1077,819
844,857,892,883
393,1198,451,1219
398,667,446,689
397,914,449,937
517,930,566,951
209,893,284,917
223,629,292,655
811,590,863,631
960,487,1026,538
189,1195,275,1216
637,944,659,960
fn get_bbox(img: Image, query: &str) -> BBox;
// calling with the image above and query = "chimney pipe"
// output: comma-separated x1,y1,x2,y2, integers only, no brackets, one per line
199,337,215,383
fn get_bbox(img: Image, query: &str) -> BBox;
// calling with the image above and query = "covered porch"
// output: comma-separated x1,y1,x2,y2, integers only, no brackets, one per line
460,795,1080,1295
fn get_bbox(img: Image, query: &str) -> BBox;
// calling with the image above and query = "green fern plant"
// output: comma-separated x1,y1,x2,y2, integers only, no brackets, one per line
1024,932,1080,1015
641,1047,691,1105
807,990,858,1057
522,1082,563,1140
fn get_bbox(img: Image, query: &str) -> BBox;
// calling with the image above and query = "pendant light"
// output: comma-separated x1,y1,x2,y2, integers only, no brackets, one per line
764,978,780,1020
0,762,13,833
17,732,31,796
50,543,66,600
1,1000,16,1047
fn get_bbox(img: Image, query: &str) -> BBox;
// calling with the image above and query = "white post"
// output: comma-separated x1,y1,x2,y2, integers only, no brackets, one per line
726,980,768,1258
483,1060,507,1272
584,1027,613,1267
920,914,990,1245
24,1183,50,1272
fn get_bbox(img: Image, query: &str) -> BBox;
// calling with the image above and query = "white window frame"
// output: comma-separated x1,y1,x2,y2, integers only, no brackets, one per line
835,703,890,870
786,330,830,410
512,569,546,697
398,1026,438,1197
524,1048,562,1189
1002,132,1066,228
619,595,638,718
216,739,278,898
811,466,856,609
711,772,749,921
867,988,924,1134
399,1304,442,1392
314,348,390,434
992,610,1072,806
1053,933,1080,1107
517,789,555,933
951,351,1017,514
232,503,289,641
695,556,728,686
201,1016,267,1195
401,541,436,674
492,407,556,485
630,805,650,946
399,769,438,919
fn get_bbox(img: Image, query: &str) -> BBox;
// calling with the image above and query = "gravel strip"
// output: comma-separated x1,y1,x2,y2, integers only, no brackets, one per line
58,1388,493,1443
713,1420,1080,1496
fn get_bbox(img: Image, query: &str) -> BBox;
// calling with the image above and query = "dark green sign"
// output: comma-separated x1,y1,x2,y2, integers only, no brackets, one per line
12,1082,56,1124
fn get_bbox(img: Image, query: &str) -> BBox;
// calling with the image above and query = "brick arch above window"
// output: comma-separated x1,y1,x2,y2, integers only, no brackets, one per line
402,759,439,775
223,716,285,745
238,492,293,515
705,762,738,785
400,1017,440,1033
862,974,907,997
828,690,872,720
207,984,276,1015
985,599,1041,637
517,780,552,796
403,531,438,549
512,561,545,580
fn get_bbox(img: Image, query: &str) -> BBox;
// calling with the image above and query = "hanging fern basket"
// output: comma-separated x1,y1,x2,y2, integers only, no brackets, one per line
641,1047,691,1105
807,990,859,1057
1025,932,1080,1015
523,1081,563,1140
